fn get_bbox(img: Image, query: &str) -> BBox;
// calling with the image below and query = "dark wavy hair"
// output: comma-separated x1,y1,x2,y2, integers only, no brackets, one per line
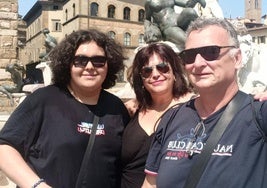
127,43,191,110
49,29,126,89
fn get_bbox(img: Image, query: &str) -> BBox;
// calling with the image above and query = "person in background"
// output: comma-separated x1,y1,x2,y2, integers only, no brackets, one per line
0,29,130,188
121,42,193,188
142,17,267,188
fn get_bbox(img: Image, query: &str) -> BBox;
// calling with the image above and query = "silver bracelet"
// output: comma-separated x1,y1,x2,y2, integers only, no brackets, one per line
32,179,45,188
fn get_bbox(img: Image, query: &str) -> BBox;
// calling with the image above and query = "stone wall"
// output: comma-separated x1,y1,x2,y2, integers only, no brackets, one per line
0,0,19,110
0,0,18,80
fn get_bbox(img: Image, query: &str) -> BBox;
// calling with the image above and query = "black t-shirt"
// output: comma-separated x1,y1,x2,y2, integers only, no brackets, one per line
0,85,130,188
121,111,155,188
145,96,267,188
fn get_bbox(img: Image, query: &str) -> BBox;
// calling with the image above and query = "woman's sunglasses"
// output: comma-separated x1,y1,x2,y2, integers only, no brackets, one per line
73,55,107,68
140,62,170,79
179,45,236,64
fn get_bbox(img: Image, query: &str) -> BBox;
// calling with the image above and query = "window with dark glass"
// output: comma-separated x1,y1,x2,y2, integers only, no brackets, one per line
138,9,145,22
52,19,62,32
73,4,76,17
53,5,59,10
91,3,99,16
259,36,266,43
123,7,130,20
108,5,115,18
65,9,68,21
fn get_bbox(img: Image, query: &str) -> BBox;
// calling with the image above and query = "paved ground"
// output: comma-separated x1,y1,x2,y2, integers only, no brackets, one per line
0,171,15,188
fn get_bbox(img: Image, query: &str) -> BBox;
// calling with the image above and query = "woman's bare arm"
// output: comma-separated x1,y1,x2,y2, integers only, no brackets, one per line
0,144,51,188
142,174,157,188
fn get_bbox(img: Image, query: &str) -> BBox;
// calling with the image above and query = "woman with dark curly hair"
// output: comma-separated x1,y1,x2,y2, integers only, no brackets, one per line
0,29,130,188
121,42,193,188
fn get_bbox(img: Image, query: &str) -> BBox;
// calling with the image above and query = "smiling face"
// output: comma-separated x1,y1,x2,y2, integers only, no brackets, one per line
184,25,242,92
69,41,107,93
141,53,175,97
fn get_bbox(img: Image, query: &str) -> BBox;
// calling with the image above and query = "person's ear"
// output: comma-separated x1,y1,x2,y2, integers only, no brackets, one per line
233,48,243,70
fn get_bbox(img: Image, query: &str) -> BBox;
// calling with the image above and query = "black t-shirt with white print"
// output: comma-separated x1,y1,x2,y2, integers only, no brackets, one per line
145,96,267,188
0,85,130,188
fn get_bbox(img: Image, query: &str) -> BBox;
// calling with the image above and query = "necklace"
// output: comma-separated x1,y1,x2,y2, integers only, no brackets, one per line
67,86,83,103
67,85,100,105
151,98,178,112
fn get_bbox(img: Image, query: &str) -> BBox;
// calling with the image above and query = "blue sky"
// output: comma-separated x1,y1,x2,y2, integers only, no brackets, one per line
18,0,267,19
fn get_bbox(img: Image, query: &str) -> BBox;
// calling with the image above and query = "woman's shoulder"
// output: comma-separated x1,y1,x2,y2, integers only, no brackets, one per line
31,84,62,94
24,85,68,103
101,89,125,104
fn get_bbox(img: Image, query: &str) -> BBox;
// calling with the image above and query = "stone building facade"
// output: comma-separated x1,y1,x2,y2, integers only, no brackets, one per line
244,0,266,44
0,0,19,80
22,0,145,82
245,0,262,23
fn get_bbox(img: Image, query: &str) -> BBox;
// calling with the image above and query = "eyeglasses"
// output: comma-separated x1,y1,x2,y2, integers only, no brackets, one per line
140,62,170,79
179,45,236,64
73,55,107,68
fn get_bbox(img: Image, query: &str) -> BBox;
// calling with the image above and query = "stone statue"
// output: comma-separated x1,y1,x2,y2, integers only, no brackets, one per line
229,20,267,94
39,28,57,61
238,41,267,94
0,63,25,106
194,0,223,18
43,28,57,50
144,0,206,51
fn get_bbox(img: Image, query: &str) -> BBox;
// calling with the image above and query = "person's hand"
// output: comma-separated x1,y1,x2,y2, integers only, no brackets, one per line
124,98,138,117
253,90,267,101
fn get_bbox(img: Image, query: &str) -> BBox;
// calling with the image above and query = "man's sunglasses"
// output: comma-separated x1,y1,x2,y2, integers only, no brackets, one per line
140,62,170,79
73,55,107,68
179,45,236,64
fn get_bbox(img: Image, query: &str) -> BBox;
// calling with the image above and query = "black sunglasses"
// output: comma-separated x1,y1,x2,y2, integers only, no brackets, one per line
140,62,170,79
179,45,236,64
73,55,107,68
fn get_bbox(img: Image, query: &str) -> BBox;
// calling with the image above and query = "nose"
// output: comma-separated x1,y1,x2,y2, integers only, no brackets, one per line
193,54,207,67
85,61,94,69
150,67,161,78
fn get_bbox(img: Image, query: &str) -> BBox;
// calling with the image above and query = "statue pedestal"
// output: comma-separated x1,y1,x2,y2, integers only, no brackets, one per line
0,95,16,113
22,84,45,93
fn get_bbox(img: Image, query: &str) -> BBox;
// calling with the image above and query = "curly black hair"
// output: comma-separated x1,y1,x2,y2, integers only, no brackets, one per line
49,29,126,89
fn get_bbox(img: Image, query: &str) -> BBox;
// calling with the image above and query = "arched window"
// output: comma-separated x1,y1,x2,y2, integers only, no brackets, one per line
107,31,116,39
108,5,115,18
90,2,99,16
72,4,76,17
123,7,130,20
138,9,145,22
138,34,145,45
124,32,131,46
